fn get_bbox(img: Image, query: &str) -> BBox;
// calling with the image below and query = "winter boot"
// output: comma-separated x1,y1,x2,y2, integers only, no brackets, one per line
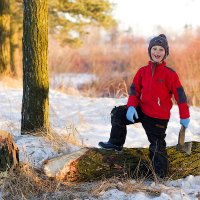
98,141,123,151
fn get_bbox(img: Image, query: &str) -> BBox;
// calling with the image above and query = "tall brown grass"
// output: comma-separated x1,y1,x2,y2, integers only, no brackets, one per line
170,35,200,106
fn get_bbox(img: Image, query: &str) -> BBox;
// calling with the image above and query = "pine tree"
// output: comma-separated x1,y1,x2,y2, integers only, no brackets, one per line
21,0,49,134
49,0,116,46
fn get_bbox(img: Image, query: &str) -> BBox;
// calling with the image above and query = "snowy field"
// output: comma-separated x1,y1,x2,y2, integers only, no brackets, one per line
0,74,200,199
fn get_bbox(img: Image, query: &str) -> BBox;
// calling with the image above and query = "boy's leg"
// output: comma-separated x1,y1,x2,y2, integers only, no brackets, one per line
108,105,131,146
99,105,140,150
141,115,169,178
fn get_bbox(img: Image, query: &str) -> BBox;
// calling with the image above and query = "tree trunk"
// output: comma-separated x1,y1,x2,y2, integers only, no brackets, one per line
0,0,11,76
10,0,23,77
21,0,49,134
43,142,200,182
10,0,21,77
0,130,19,171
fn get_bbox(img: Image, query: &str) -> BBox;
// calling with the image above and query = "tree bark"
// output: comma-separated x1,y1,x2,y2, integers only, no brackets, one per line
10,0,21,77
0,0,11,76
43,142,200,182
21,0,49,134
0,130,19,171
10,21,18,77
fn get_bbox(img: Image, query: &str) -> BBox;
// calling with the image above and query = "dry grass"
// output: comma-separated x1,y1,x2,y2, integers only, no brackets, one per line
0,165,97,200
44,126,84,148
79,76,129,98
169,35,200,107
90,156,171,198
91,177,162,198
0,164,63,200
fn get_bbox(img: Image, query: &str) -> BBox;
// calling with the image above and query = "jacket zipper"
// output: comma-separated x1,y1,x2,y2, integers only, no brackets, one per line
158,97,161,106
158,97,167,111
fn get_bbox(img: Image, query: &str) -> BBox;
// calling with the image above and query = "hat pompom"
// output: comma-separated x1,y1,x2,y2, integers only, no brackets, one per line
159,34,167,40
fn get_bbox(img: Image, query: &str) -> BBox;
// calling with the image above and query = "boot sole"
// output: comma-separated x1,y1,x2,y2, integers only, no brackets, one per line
98,143,123,152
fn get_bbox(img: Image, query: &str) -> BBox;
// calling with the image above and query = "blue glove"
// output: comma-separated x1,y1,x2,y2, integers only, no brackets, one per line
126,106,138,123
180,118,190,128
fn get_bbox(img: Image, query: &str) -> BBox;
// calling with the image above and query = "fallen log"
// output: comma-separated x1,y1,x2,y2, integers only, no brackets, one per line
0,130,19,171
43,141,200,182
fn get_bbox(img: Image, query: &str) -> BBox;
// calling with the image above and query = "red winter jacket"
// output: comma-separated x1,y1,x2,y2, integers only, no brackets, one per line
127,61,190,119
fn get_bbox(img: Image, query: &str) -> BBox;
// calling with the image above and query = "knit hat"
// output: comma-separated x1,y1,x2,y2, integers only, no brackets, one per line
148,34,169,60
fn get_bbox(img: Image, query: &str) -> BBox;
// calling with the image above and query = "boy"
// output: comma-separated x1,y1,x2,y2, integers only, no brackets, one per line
98,34,190,178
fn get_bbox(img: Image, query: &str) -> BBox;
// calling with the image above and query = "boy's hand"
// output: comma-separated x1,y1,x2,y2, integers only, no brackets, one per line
180,118,190,128
126,106,138,123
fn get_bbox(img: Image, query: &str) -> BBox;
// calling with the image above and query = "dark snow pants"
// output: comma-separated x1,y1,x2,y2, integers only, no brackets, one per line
108,105,169,178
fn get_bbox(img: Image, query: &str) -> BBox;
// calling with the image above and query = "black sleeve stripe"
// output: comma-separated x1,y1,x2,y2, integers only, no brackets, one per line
129,83,136,96
177,86,187,103
164,66,175,72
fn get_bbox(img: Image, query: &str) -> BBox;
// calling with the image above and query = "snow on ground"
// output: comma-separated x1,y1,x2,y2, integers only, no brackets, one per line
50,73,97,89
0,74,200,200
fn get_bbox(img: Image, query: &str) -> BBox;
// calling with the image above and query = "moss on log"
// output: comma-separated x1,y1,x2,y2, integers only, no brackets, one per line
167,142,200,179
44,141,200,182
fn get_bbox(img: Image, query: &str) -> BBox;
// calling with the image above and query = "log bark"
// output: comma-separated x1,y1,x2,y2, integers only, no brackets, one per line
0,130,19,171
43,141,200,182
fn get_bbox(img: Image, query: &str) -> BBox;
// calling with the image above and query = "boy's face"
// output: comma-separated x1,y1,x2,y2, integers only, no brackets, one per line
150,45,165,63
